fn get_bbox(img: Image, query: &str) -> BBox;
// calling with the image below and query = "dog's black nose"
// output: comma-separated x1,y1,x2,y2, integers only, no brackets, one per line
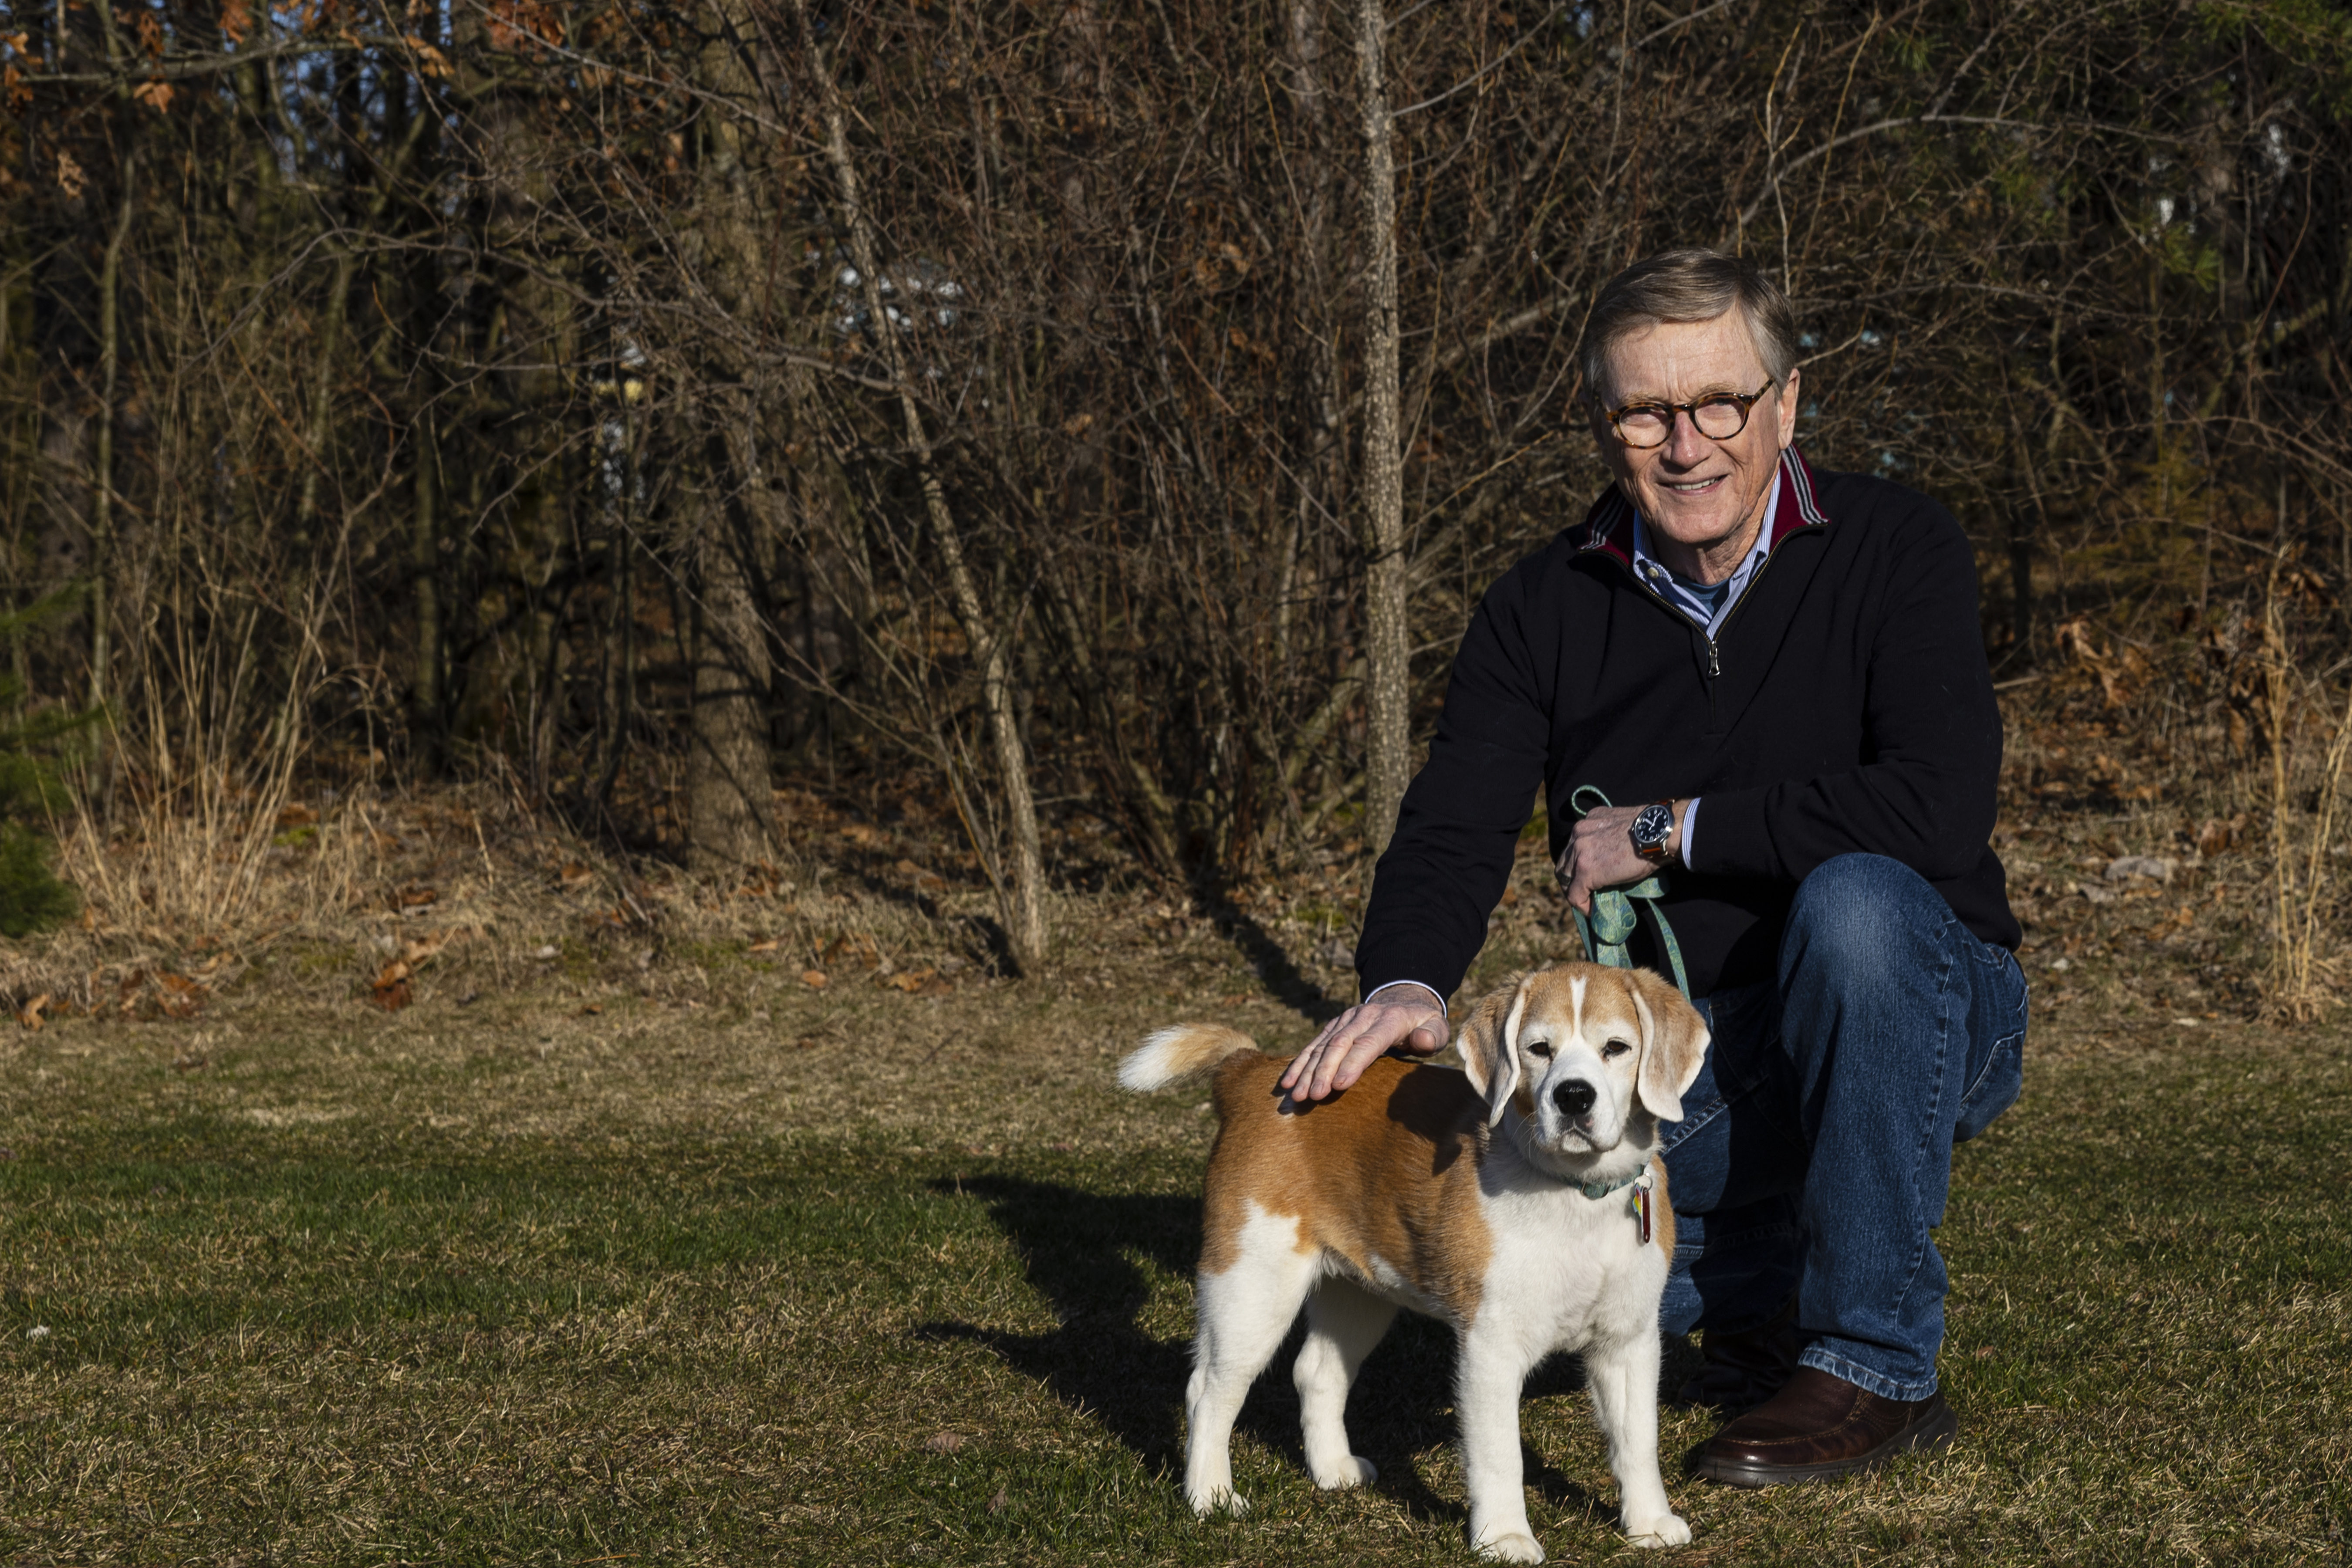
1553,1079,1597,1117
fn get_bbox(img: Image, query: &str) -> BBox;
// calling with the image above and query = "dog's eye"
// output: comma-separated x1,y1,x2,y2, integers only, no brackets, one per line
1524,1040,1552,1059
1601,1038,1633,1059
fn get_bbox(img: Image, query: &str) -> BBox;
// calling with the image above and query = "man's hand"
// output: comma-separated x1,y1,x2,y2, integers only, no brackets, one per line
1555,802,1676,913
1278,983,1448,1103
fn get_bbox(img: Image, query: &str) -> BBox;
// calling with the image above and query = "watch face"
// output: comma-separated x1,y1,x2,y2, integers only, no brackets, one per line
1632,802,1673,851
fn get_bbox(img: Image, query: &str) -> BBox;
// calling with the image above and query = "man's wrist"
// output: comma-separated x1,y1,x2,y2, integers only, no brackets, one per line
1363,979,1447,1022
1631,799,1674,862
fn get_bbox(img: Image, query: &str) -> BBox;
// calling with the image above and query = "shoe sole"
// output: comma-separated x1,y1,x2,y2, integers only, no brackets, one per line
1693,1402,1960,1489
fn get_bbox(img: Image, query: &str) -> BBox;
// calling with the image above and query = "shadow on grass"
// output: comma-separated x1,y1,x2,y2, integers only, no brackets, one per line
1192,875,1348,1026
922,1175,1619,1527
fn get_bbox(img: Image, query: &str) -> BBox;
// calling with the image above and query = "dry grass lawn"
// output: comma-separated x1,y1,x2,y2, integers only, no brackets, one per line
3,756,2350,1565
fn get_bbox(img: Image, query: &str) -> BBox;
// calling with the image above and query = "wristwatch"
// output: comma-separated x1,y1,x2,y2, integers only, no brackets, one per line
1630,800,1676,863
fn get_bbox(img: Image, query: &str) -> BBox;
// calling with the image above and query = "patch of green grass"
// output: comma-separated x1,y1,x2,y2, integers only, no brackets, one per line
3,988,2350,1565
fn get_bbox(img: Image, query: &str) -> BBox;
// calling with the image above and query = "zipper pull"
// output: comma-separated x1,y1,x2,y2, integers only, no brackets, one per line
1705,640,1720,679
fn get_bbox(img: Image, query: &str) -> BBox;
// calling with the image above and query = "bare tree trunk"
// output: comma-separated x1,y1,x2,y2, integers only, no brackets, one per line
686,441,777,871
680,0,779,870
1355,0,1410,856
795,0,1048,972
88,152,134,724
1283,0,1339,688
409,409,443,754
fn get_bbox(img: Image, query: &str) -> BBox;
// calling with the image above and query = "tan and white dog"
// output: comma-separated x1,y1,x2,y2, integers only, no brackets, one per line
1119,962,1710,1563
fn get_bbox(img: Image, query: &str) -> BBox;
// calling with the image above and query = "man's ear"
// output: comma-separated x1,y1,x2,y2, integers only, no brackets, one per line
1456,973,1530,1127
1627,967,1710,1122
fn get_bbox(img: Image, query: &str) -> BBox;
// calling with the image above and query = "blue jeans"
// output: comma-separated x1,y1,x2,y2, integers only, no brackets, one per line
1656,854,2028,1401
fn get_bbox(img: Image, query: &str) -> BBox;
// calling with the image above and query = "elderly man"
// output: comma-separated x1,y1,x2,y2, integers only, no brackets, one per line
1279,248,2026,1487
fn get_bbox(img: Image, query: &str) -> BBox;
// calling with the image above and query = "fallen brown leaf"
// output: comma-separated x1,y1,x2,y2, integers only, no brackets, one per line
17,993,49,1031
397,885,439,909
370,960,413,1011
157,973,205,1019
748,938,780,954
799,969,829,990
821,933,881,970
400,931,453,966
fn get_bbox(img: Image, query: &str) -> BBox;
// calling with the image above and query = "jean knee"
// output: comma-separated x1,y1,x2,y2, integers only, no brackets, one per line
1784,854,1943,973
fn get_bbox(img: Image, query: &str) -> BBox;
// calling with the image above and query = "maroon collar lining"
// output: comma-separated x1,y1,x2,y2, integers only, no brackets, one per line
1578,447,1829,565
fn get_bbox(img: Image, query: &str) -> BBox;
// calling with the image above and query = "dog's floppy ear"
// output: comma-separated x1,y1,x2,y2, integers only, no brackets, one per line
1626,967,1710,1122
1456,973,1532,1127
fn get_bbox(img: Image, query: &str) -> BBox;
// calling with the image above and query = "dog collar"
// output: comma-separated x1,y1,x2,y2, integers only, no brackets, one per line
1573,1168,1650,1201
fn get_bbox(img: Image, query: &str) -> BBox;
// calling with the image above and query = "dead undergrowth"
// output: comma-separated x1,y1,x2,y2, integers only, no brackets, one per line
0,656,2346,1048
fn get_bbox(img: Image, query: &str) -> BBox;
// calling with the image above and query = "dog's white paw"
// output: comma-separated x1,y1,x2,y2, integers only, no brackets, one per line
1473,1529,1545,1564
1311,1454,1377,1490
1625,1512,1692,1548
1185,1486,1249,1518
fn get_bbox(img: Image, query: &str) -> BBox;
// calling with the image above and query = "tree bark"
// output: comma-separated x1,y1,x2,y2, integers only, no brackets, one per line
680,0,780,871
686,443,777,871
409,409,443,754
1355,0,1410,857
87,150,133,724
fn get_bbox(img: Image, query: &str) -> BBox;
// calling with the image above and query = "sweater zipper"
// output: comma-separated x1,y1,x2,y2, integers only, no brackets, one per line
1616,571,1725,721
1693,521,1824,678
1604,519,1826,705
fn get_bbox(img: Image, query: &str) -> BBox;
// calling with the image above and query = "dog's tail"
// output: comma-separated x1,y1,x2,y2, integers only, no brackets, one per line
1118,1024,1260,1093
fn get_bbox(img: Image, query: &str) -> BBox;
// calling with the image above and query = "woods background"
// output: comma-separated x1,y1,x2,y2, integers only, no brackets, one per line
5,0,2352,982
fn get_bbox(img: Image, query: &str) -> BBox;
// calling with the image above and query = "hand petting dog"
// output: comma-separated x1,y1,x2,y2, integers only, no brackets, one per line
1278,984,1448,1104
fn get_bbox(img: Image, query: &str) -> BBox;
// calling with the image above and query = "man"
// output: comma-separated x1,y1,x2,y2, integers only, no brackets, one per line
1278,248,2026,1487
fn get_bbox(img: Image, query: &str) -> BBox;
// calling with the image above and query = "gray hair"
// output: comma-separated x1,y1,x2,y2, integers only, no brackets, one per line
1576,248,1800,403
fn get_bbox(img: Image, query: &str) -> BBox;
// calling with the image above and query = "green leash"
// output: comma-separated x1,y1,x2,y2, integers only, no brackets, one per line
1565,784,1693,1001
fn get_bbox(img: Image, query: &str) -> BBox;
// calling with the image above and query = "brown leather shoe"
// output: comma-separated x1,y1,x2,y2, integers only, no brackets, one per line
1693,1365,1958,1487
1675,1299,1802,1412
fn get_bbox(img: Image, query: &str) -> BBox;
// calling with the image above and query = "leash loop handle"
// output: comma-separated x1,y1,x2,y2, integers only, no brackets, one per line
1564,785,1693,1001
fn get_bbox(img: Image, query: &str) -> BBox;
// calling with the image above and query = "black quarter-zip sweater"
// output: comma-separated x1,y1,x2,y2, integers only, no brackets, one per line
1357,449,2020,1004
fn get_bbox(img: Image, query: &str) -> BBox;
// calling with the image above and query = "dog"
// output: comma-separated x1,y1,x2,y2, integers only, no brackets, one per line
1119,962,1709,1562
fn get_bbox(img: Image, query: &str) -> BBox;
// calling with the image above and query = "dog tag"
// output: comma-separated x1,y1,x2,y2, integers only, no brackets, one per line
1632,1176,1652,1245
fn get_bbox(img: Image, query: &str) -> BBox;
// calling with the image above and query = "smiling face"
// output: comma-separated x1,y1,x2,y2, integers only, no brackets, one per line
1590,312,1801,583
1458,965,1712,1178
